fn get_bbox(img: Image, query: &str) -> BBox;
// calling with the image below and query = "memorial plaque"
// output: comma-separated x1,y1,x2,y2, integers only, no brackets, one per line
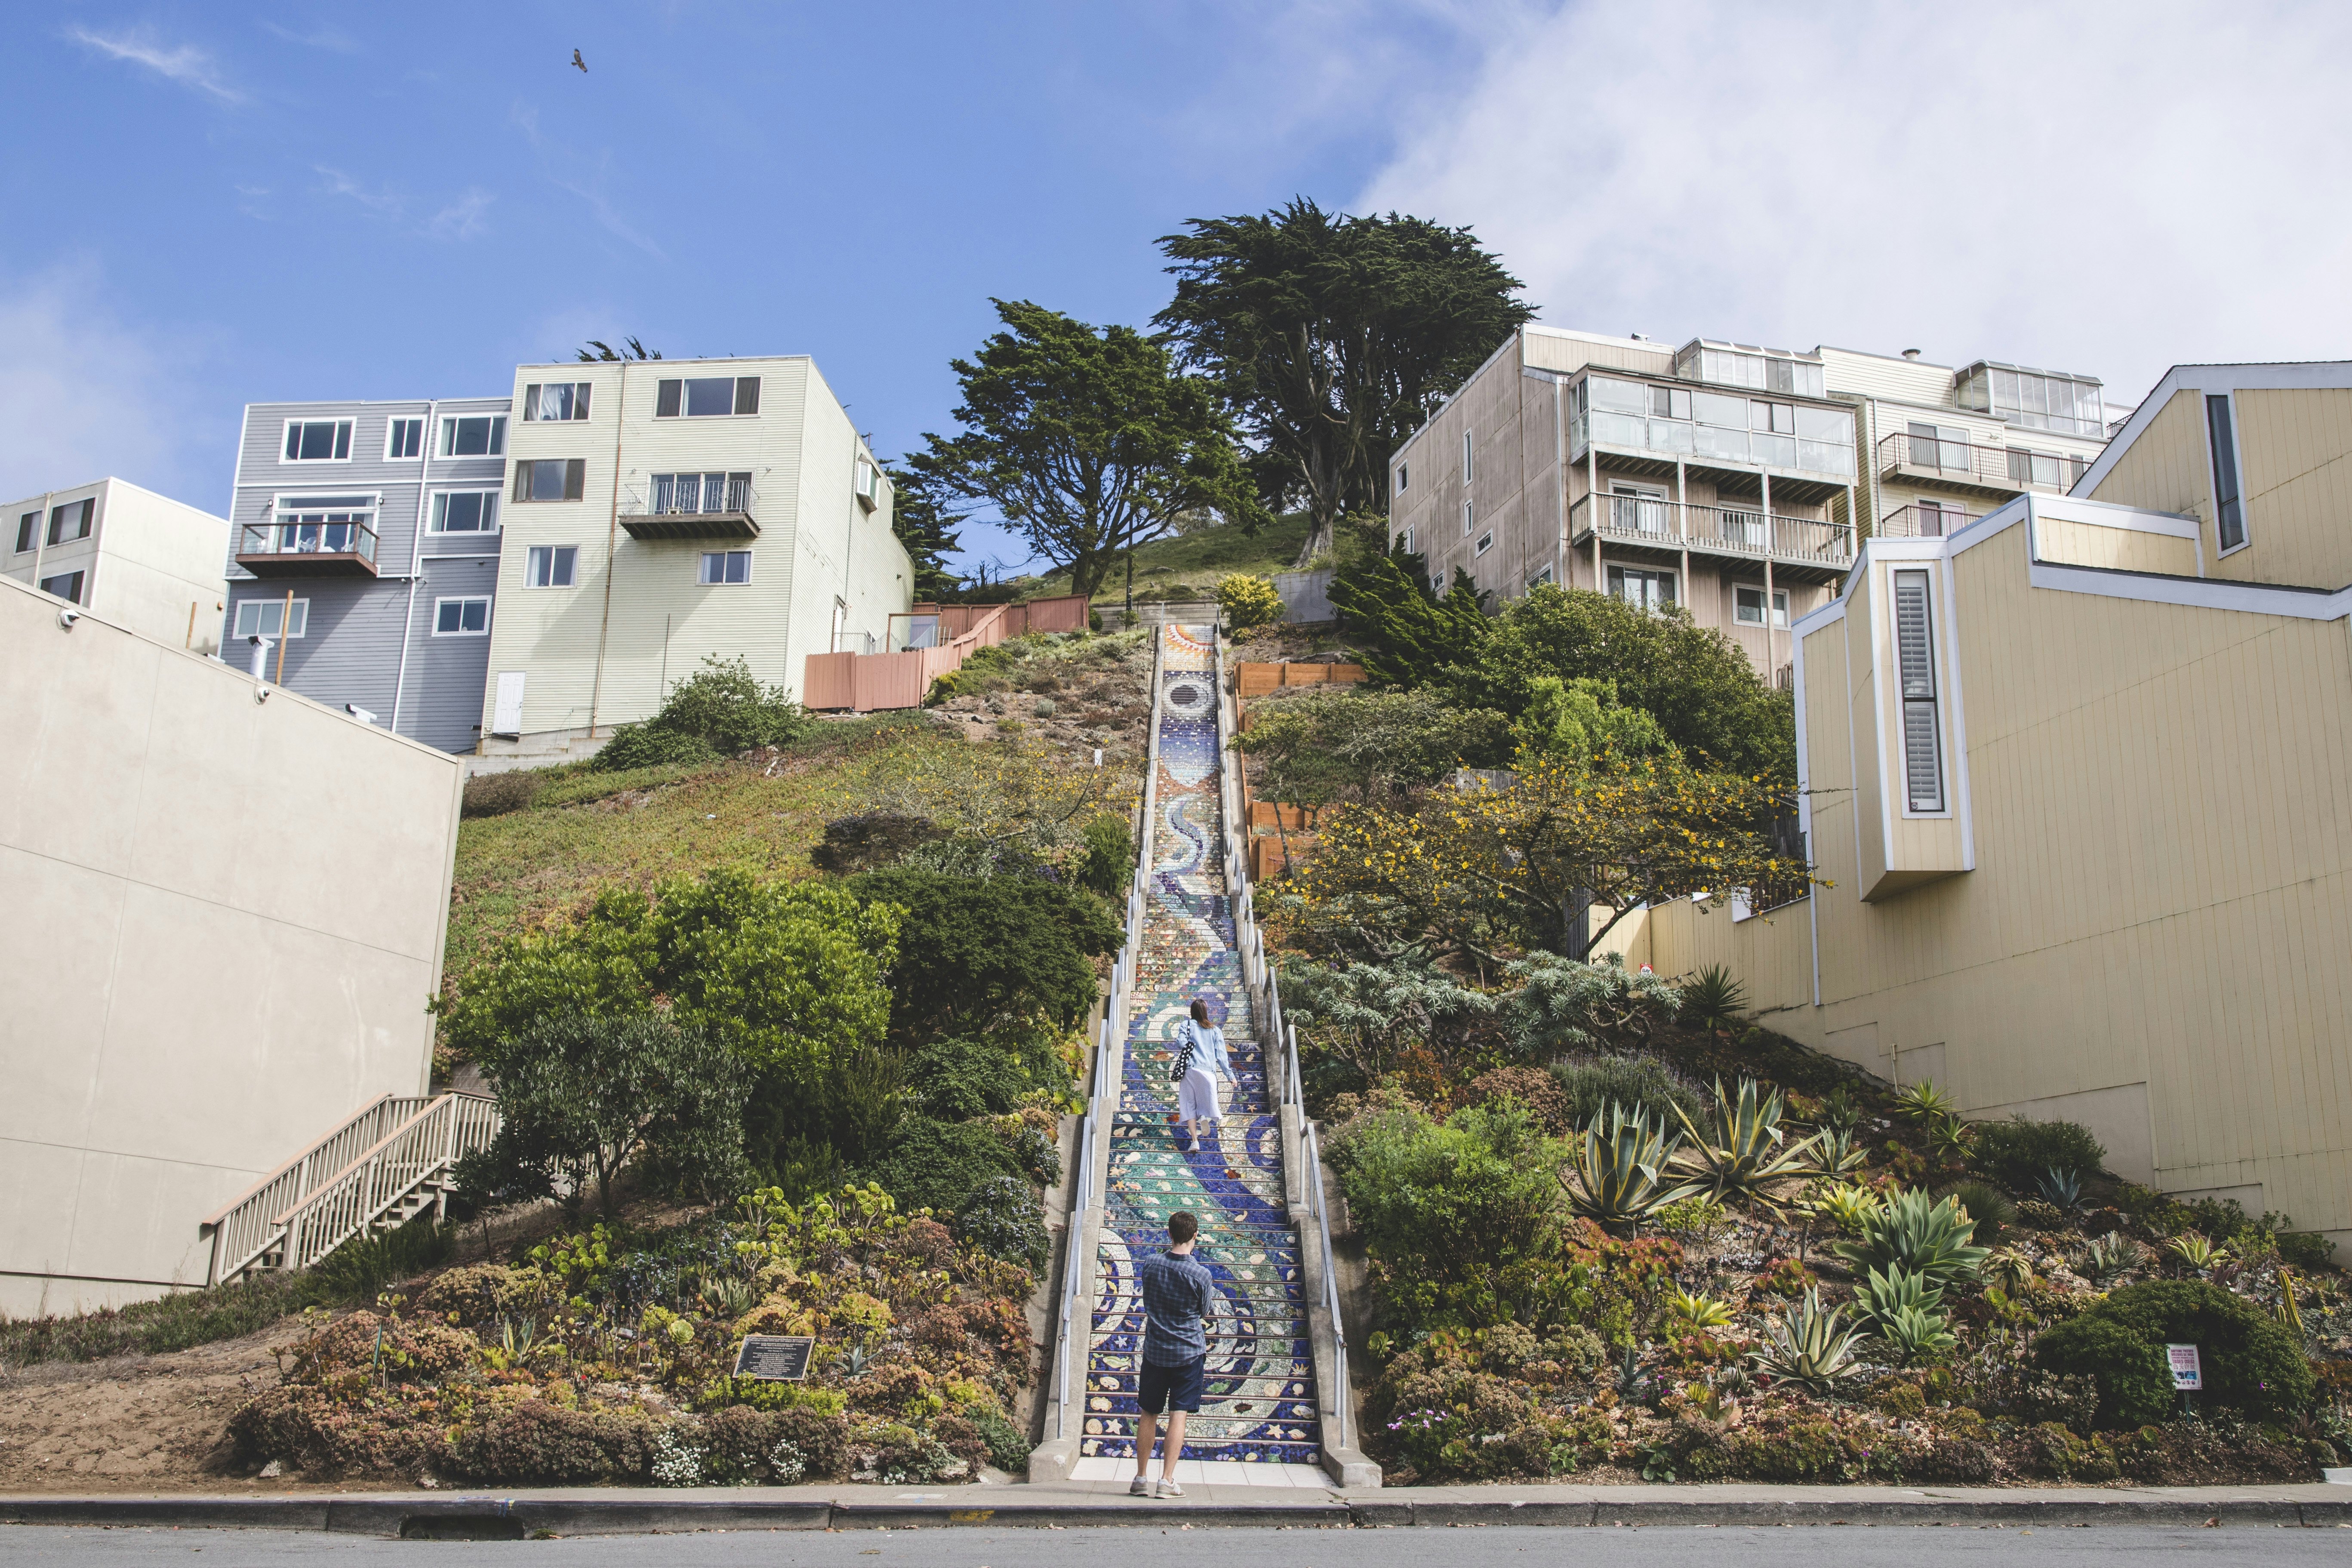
733,1334,814,1381
2166,1343,2202,1392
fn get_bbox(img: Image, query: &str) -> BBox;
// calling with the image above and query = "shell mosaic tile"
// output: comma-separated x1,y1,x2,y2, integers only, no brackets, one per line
1080,624,1324,1467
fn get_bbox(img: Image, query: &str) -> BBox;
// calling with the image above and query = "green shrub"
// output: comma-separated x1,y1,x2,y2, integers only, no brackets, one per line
1679,965,1746,1032
2277,1228,2337,1270
1074,815,1135,898
850,867,1121,1037
461,770,546,817
1968,1115,2106,1189
1547,1055,1702,1133
859,1118,1028,1217
593,723,720,772
1333,1100,1581,1333
905,1036,1030,1121
951,1173,1050,1271
1505,954,1684,1056
809,813,947,875
305,1217,457,1304
449,1402,664,1483
1218,573,1284,630
2031,1280,2313,1427
958,1404,1032,1473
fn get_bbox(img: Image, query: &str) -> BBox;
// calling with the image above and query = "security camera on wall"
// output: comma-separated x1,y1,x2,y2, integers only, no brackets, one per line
58,609,80,630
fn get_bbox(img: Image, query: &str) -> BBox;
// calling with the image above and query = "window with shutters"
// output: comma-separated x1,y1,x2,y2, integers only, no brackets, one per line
2206,394,2247,552
1893,569,1944,813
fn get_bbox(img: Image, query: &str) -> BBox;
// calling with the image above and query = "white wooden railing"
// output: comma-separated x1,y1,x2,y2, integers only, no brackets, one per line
200,1091,501,1285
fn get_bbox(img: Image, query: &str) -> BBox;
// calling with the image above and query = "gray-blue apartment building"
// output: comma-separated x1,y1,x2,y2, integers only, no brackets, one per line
222,396,513,752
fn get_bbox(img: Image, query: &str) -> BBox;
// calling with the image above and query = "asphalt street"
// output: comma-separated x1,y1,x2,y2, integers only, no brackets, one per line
5,1525,2349,1568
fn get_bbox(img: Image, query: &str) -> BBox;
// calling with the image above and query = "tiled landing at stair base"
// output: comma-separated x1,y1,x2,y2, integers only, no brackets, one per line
1068,1457,1333,1487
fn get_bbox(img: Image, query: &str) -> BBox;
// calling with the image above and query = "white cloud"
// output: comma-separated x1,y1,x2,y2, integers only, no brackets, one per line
428,188,496,241
316,165,402,216
66,25,243,103
259,19,358,52
512,102,664,259
0,266,223,509
1357,2,2352,411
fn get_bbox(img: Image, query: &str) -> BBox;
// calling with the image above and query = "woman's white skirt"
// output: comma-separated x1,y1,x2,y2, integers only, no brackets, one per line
1177,1065,1222,1124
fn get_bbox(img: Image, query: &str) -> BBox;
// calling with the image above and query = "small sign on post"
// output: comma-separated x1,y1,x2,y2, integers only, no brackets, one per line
2166,1343,2203,1392
733,1334,814,1381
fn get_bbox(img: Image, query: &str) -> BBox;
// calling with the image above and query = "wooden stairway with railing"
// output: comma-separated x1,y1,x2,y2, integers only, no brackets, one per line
199,1091,500,1286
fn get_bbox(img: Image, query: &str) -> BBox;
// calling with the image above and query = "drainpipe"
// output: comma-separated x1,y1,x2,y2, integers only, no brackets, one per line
25,488,54,597
389,399,437,736
588,363,629,739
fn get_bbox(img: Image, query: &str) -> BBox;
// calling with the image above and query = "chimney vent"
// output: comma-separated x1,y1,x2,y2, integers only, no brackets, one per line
1902,348,1923,360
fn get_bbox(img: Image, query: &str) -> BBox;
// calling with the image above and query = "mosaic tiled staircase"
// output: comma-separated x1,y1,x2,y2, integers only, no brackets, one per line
1077,624,1323,1471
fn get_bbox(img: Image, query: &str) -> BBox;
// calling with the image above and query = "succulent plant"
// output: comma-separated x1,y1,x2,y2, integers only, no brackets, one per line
1671,1076,1824,1212
1891,1080,1957,1125
1814,1125,1871,1174
2036,1166,2086,1212
1665,1287,1735,1334
1875,1303,1958,1367
1834,1189,1989,1291
1751,1288,1861,1393
1558,1100,1698,1234
1807,1181,1881,1233
2079,1230,2144,1285
1854,1263,1943,1331
2165,1232,2229,1272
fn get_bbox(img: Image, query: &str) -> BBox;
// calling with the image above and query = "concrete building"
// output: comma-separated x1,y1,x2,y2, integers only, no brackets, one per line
220,396,514,753
5,478,229,656
1622,360,2352,1251
1388,327,2119,685
0,572,463,1313
477,356,911,759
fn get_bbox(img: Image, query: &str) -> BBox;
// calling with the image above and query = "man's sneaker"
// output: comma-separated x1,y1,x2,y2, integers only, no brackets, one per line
1158,1479,1185,1498
1128,1476,1151,1496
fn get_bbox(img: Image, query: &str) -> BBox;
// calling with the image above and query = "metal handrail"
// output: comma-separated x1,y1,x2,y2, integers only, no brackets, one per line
1876,502,1978,539
1874,430,2087,492
1305,1119,1349,1452
238,517,380,563
1567,493,1855,566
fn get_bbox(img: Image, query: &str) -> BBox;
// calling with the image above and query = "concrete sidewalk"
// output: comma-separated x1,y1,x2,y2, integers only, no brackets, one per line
4,1480,2350,1535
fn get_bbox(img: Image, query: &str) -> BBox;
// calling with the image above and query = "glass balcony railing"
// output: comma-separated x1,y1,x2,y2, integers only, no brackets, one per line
1569,494,1854,566
1877,503,1979,539
1569,373,1857,480
237,516,379,573
1876,431,2087,492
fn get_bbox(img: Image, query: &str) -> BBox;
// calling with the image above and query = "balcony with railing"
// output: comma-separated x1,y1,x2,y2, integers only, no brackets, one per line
236,515,380,578
1569,492,1855,571
619,471,758,539
1876,430,2088,497
1876,502,1980,539
1567,370,1859,501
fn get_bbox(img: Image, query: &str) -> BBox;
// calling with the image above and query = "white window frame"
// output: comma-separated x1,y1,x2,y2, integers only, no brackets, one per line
521,382,594,422
231,597,310,639
1397,461,1409,492
280,418,354,464
431,596,493,637
2202,391,2251,557
699,549,753,585
428,490,501,534
1395,526,1413,554
1733,584,1789,628
1606,564,1678,613
438,413,508,458
656,376,762,419
1527,565,1554,589
525,544,578,588
1474,530,1494,556
1462,430,1472,482
385,417,425,461
1462,499,1472,537
39,570,85,604
1432,567,1447,596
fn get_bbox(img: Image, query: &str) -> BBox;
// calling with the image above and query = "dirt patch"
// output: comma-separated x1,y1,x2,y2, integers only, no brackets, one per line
0,1326,288,1493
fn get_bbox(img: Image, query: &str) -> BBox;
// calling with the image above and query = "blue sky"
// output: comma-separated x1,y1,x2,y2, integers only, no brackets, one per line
6,3,2349,576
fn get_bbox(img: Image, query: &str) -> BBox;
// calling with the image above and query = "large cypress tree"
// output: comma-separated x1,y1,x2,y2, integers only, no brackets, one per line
1156,200,1535,566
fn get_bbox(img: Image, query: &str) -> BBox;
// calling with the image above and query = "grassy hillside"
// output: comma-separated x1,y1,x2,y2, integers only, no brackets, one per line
1021,512,1318,604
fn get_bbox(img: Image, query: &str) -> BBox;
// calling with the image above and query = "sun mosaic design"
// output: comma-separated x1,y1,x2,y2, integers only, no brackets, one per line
1077,624,1323,1466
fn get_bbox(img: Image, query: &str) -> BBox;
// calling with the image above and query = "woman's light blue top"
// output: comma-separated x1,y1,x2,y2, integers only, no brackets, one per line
1177,1019,1232,1079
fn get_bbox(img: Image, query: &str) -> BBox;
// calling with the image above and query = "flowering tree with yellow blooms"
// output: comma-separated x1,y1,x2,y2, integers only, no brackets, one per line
1273,747,1813,977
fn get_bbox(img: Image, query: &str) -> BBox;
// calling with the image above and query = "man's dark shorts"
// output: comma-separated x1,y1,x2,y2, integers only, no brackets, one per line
1136,1355,1206,1415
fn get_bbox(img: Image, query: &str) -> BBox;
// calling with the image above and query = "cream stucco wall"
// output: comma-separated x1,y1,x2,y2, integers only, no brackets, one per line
0,574,462,1312
1643,490,2352,1251
3,479,228,656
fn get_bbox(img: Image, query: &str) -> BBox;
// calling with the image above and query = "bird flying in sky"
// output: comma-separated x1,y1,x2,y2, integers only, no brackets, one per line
572,49,587,73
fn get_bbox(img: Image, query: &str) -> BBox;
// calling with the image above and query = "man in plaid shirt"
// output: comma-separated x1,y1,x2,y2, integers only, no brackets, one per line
1130,1210,1216,1497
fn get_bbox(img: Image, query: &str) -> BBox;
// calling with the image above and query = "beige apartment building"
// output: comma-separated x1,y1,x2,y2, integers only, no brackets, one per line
4,477,228,656
1389,327,2116,685
477,356,911,757
1621,360,2352,1250
0,573,463,1312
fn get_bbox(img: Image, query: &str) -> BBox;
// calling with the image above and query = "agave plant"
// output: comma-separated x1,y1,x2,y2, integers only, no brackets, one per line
1681,964,1749,1032
1818,1083,1863,1135
1665,1287,1735,1334
1891,1080,1957,1125
2036,1166,2086,1212
1751,1288,1861,1394
1876,1303,1958,1367
1926,1112,1973,1163
1854,1263,1943,1331
1558,1101,1699,1233
1614,1341,1655,1402
1671,1076,1825,1212
1807,1181,1881,1233
2078,1230,2144,1285
1984,1246,2038,1292
2165,1232,2229,1272
1834,1189,1990,1291
1814,1124,1871,1174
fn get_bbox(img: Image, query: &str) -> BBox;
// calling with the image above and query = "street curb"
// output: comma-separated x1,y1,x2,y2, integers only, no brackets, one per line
3,1494,2346,1534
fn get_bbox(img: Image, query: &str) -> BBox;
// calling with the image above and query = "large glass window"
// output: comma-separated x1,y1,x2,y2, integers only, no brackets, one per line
1955,363,2105,436
1675,343,1826,397
1576,375,1851,476
699,549,753,584
45,499,94,545
2207,394,2246,551
656,376,761,418
433,597,491,635
1606,565,1676,612
430,492,499,532
525,545,578,587
1735,585,1789,627
282,419,352,462
39,570,84,604
514,459,585,502
270,496,374,556
440,415,507,456
232,598,309,639
522,382,591,422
